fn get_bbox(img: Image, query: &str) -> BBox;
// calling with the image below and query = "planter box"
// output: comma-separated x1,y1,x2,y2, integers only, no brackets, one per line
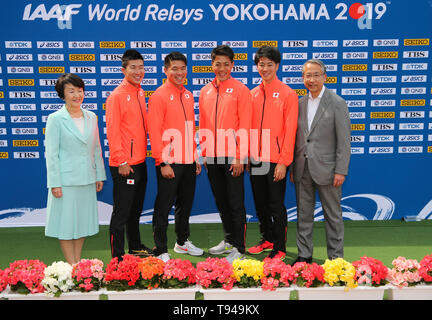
388,284,432,300
295,285,387,300
199,286,293,300
104,287,198,300
3,287,102,300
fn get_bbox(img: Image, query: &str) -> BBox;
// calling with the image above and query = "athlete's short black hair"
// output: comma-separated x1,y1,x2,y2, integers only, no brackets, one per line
254,46,281,65
211,45,234,62
121,49,144,68
164,51,188,68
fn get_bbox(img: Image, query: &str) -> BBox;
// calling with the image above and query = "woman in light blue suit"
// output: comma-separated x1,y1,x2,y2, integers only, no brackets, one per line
45,73,106,265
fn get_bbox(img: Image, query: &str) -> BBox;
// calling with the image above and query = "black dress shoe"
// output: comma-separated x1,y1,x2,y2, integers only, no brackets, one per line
293,256,312,264
128,244,153,257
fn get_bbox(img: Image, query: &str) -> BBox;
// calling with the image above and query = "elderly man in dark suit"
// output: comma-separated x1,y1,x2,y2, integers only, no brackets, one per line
291,59,351,263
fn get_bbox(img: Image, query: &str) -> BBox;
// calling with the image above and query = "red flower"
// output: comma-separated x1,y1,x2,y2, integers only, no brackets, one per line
419,254,432,283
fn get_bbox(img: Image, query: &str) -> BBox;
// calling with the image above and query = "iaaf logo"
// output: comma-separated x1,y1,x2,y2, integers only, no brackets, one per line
22,4,82,29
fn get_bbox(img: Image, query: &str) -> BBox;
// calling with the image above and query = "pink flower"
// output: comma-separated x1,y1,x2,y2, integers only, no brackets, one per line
196,258,235,290
387,256,421,288
261,258,295,291
352,256,388,287
4,260,46,294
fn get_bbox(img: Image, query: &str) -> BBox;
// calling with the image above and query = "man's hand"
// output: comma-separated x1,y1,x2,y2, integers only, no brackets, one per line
333,173,346,187
273,163,287,182
161,164,175,179
119,164,134,177
229,158,244,177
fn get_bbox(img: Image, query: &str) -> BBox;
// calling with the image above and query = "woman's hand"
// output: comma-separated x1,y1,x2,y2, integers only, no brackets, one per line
96,181,104,192
51,187,63,198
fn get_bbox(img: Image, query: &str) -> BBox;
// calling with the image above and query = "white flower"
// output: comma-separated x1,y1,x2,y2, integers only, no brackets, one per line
42,261,74,297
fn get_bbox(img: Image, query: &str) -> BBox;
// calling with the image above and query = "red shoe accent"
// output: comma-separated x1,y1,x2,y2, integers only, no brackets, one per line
247,240,273,254
271,251,286,261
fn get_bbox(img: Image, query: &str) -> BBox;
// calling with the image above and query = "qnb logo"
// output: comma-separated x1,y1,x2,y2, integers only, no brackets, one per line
22,4,82,30
335,2,388,30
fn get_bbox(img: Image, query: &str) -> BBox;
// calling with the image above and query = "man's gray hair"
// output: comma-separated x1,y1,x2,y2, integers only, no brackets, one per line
302,59,327,75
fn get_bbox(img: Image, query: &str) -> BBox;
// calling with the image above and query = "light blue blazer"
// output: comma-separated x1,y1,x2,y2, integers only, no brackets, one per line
45,106,106,188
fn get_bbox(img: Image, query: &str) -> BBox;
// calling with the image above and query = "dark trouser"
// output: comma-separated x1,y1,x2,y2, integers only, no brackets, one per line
152,163,196,256
250,162,287,253
109,162,147,259
206,158,247,254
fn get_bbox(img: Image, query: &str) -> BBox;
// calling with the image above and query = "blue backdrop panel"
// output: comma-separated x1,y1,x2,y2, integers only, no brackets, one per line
0,0,431,226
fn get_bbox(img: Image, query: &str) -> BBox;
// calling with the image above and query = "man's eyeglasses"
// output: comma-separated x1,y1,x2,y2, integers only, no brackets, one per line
304,73,324,80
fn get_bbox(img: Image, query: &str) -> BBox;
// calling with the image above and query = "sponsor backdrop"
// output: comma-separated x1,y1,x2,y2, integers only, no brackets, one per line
1,0,432,227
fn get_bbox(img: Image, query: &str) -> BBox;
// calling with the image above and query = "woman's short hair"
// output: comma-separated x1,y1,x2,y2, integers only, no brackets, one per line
55,73,85,99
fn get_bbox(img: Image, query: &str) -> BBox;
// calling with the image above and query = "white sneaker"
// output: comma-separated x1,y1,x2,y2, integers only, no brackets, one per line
208,240,233,255
174,240,204,256
157,252,171,263
225,248,245,264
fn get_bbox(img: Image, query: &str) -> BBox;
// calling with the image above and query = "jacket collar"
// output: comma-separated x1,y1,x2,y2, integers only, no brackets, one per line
121,78,142,92
164,79,185,94
59,106,89,143
259,76,280,92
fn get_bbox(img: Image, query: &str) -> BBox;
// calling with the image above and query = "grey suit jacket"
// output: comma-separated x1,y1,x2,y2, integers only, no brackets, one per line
292,88,351,185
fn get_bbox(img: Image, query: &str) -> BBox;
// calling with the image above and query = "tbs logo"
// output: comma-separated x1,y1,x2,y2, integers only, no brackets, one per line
338,2,388,30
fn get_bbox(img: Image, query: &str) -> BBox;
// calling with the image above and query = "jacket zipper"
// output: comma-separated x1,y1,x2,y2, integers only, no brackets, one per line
137,91,147,135
131,139,134,158
258,88,266,158
276,136,280,154
180,93,190,162
214,86,220,157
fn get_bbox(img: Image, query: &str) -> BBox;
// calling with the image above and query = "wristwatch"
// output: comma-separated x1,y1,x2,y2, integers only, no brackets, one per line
159,162,167,167
119,162,128,166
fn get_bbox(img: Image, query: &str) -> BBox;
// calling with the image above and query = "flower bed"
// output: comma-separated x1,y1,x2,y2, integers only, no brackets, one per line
0,254,431,300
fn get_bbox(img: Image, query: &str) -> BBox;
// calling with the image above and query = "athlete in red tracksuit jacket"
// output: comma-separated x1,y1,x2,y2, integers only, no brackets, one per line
247,46,298,260
199,45,252,263
147,51,203,262
106,49,152,260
